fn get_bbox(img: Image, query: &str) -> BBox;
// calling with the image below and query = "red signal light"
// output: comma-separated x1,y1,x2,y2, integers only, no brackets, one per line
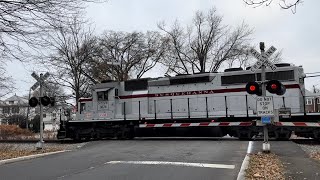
249,85,256,91
266,80,286,95
245,82,261,95
271,84,277,90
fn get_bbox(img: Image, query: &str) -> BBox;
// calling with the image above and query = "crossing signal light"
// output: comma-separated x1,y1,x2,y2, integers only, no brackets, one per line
266,80,286,95
50,97,55,107
41,96,51,106
29,97,39,107
245,82,261,96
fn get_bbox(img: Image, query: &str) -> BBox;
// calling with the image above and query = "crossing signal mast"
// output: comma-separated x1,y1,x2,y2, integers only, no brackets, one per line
29,72,55,149
246,42,287,153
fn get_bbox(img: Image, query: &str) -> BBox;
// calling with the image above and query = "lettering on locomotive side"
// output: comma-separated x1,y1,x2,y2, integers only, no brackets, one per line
154,90,215,97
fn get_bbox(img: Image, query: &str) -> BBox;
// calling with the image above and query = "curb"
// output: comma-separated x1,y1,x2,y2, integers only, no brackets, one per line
0,150,71,165
237,154,250,180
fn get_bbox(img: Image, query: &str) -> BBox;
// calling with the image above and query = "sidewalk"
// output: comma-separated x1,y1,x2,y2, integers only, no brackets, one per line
251,141,320,179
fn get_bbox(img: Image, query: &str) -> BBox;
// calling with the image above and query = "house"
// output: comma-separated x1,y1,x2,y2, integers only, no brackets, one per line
305,89,320,113
0,94,36,125
42,106,69,131
0,94,71,131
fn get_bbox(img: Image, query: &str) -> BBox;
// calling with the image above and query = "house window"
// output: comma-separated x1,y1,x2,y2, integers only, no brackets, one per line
306,99,313,105
43,114,46,118
3,107,10,114
317,98,320,104
11,107,19,113
80,103,86,114
97,91,108,101
52,113,56,117
9,101,14,105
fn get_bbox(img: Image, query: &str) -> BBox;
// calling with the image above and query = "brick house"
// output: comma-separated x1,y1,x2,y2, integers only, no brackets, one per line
305,90,320,113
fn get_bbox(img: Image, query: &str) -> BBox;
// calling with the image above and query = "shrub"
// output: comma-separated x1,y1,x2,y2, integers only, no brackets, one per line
0,125,34,140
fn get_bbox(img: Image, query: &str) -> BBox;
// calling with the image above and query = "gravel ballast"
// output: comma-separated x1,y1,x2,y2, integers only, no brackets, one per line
298,143,320,161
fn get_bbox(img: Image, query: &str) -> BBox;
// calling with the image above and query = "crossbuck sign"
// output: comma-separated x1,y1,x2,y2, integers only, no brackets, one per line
249,46,278,72
31,72,50,91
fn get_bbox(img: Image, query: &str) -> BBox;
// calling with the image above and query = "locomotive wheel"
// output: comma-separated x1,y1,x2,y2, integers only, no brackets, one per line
237,129,253,140
73,131,82,142
275,131,291,140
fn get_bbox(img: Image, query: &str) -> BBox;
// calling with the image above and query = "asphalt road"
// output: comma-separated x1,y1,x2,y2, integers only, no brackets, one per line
0,138,249,180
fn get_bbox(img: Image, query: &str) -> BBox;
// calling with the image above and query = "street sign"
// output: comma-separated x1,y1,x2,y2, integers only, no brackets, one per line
256,96,274,116
261,116,272,124
249,46,277,72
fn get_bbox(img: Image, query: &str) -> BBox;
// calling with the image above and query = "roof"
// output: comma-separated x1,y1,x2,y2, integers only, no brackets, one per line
4,95,28,104
305,89,320,97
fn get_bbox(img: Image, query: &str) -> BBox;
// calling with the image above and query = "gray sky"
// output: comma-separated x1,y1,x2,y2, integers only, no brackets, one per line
5,0,320,98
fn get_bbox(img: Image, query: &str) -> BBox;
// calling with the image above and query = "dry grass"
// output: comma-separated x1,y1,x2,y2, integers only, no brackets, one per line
0,125,58,140
310,152,320,161
0,125,34,140
0,143,63,160
246,153,285,180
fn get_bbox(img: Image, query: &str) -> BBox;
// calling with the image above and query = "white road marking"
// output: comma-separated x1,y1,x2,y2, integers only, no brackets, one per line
105,161,235,169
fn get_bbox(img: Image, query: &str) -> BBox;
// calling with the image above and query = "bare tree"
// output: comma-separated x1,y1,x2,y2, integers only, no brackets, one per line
0,0,104,61
158,8,253,74
31,79,68,104
42,17,98,104
91,31,168,81
243,0,302,13
0,64,14,98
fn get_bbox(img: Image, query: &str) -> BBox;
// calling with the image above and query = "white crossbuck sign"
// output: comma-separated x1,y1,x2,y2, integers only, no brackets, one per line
31,72,50,91
249,46,277,73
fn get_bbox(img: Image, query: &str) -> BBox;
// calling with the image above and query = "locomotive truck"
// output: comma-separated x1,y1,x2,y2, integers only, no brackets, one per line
57,63,320,140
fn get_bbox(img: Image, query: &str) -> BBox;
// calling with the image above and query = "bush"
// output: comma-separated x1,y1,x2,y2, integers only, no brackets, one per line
0,125,34,140
4,115,27,129
29,115,44,133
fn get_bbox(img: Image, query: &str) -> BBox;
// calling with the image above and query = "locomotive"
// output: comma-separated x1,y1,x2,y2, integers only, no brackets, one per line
57,63,320,140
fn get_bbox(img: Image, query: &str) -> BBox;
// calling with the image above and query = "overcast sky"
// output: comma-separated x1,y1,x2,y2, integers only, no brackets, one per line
5,0,320,98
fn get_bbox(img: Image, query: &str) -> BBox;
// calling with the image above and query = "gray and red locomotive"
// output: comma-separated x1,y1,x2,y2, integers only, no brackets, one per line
58,63,320,140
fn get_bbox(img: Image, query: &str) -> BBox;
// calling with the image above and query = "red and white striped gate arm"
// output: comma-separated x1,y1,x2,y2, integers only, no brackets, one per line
275,122,320,127
139,122,252,128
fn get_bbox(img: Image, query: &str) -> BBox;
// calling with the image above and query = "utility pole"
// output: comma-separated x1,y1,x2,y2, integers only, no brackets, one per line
260,42,270,152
